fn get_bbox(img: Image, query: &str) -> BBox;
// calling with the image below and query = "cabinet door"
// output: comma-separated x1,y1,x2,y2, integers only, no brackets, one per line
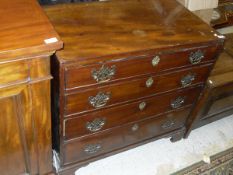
0,80,52,175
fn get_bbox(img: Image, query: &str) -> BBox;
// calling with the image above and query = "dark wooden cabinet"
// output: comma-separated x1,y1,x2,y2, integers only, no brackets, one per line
0,0,63,175
38,0,97,5
190,34,233,129
39,0,71,5
211,2,233,28
0,59,53,175
44,0,224,174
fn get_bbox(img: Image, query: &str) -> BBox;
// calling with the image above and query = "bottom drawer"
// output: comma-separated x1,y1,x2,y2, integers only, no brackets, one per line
62,107,191,165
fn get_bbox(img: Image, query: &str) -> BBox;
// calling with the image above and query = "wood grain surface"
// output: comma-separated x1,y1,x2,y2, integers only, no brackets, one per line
63,107,191,165
64,86,201,140
64,64,211,115
44,0,223,63
0,1,63,174
64,45,219,90
0,0,63,60
46,0,224,173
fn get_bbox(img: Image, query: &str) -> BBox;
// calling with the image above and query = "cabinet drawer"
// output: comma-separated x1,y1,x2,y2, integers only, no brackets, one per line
0,60,29,87
29,56,51,80
65,64,211,115
64,86,201,139
0,56,51,88
63,107,190,165
65,46,218,90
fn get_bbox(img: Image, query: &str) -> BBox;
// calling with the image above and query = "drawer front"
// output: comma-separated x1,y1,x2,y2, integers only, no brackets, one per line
64,86,201,139
29,56,51,80
65,46,218,90
0,56,51,88
0,60,29,87
65,64,211,115
63,107,191,165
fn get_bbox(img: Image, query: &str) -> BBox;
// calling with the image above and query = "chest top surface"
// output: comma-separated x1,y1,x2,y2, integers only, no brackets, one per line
0,0,63,60
44,0,223,64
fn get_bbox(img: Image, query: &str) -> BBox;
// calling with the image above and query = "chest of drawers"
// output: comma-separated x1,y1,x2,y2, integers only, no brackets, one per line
44,0,224,174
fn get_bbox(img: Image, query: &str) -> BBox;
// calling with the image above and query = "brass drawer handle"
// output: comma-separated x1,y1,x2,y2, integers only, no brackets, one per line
162,120,175,129
146,77,154,88
171,96,185,109
92,65,116,83
131,124,139,132
189,50,204,65
89,92,111,108
86,118,106,132
139,102,147,111
84,144,102,154
181,74,195,87
152,56,160,67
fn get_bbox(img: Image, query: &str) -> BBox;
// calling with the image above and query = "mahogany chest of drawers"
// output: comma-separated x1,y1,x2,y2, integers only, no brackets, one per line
44,0,224,174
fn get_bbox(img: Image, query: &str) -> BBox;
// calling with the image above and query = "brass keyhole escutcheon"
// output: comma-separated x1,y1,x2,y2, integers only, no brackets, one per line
139,102,147,111
146,77,154,88
152,56,160,67
131,124,139,132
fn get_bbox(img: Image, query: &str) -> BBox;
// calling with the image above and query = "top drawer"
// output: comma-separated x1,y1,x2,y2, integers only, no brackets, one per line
64,45,219,90
0,60,29,88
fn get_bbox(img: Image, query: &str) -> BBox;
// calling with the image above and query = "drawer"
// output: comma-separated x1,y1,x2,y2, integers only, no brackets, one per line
64,46,218,90
29,56,51,80
0,60,29,87
63,107,191,165
65,64,211,115
64,86,201,139
0,56,51,88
